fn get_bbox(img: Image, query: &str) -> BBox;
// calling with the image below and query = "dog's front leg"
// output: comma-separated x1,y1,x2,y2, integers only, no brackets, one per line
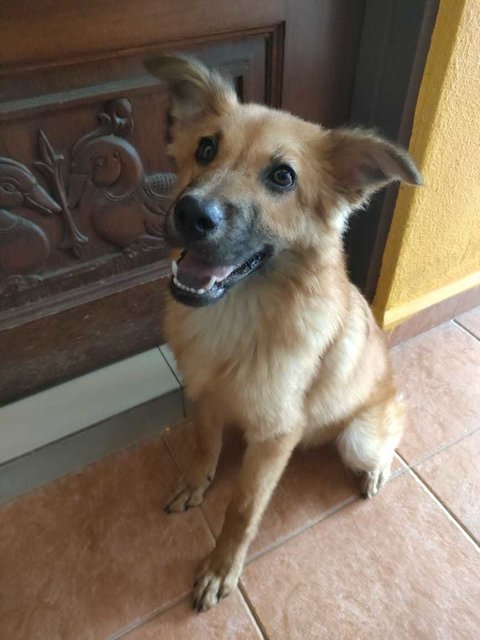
193,428,300,612
165,399,223,513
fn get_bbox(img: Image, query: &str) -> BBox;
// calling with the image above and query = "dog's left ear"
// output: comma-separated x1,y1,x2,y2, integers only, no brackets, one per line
145,55,238,123
326,128,422,202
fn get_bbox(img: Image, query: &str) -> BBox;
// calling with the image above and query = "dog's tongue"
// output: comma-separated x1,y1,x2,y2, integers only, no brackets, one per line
176,251,236,289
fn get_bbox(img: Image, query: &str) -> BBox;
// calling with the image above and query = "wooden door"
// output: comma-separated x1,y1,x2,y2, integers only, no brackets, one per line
0,0,364,404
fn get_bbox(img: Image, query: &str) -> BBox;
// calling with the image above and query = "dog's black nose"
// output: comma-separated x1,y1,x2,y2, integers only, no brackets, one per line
174,195,223,241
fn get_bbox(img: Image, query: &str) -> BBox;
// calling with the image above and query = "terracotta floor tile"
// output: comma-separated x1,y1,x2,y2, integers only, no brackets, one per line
456,306,480,339
392,323,480,464
0,436,213,640
241,473,480,640
124,591,262,639
166,423,401,556
415,428,480,542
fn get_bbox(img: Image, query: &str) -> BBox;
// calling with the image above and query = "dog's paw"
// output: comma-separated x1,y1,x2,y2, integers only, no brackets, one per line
192,555,240,612
361,467,389,499
164,475,212,513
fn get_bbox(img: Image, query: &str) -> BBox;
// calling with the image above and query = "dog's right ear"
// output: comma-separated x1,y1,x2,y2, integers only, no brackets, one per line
145,55,238,123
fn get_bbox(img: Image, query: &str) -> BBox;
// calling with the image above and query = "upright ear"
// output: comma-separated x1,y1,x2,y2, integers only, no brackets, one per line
145,55,238,123
326,128,422,204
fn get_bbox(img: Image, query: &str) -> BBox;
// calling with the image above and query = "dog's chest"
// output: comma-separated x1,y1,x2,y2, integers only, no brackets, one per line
165,290,331,432
171,293,263,394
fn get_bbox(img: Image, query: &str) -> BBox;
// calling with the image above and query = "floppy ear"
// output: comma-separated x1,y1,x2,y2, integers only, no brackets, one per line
145,55,238,123
326,128,422,203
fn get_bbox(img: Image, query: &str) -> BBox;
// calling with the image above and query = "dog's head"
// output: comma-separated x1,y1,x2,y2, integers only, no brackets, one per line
147,56,422,307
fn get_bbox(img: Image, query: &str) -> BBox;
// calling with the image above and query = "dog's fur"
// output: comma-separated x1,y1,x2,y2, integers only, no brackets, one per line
146,56,422,612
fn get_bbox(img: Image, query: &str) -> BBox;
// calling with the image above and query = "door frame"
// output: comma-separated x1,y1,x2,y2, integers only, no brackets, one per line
345,0,440,301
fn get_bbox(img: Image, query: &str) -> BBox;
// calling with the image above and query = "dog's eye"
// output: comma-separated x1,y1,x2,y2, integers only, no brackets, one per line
196,137,218,165
267,165,296,190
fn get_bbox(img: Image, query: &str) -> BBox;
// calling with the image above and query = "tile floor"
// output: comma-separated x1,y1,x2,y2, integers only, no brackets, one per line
0,309,479,639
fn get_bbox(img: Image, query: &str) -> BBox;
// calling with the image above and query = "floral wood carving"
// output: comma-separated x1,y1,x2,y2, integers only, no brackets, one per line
68,98,176,255
0,98,175,294
0,156,61,293
35,131,89,258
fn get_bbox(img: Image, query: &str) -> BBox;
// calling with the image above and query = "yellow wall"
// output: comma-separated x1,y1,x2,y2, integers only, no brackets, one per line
373,0,480,328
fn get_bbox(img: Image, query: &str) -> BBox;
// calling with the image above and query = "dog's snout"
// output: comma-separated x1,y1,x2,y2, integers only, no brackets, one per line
174,195,224,241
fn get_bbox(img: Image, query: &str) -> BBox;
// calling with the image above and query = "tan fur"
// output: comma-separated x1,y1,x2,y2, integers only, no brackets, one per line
148,56,421,612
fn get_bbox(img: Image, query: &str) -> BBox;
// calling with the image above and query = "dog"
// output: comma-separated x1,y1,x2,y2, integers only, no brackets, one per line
146,55,422,612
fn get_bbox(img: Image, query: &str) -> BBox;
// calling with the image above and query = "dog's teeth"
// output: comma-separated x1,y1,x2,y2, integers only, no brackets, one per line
204,277,216,292
173,276,207,295
173,276,187,291
171,260,178,277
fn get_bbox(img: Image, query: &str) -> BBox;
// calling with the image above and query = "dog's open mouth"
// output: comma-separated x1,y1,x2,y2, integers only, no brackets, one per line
170,247,272,306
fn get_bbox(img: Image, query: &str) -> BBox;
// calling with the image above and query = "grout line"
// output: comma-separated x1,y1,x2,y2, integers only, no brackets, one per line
162,422,219,548
108,592,190,640
146,443,267,636
245,465,409,568
122,448,409,636
398,453,479,548
161,420,195,474
239,582,270,640
160,430,358,637
162,428,183,472
158,435,413,634
109,512,219,638
161,428,218,544
167,443,407,582
109,430,217,639
197,504,218,546
452,319,480,343
197,493,366,635
392,451,409,471
188,479,273,638
398,423,480,470
246,495,358,566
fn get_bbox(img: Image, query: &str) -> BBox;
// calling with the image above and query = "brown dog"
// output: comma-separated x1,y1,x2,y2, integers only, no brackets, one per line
146,56,421,612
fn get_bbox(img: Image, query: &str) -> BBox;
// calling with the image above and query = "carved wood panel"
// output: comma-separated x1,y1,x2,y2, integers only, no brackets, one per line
0,2,365,404
0,98,174,302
